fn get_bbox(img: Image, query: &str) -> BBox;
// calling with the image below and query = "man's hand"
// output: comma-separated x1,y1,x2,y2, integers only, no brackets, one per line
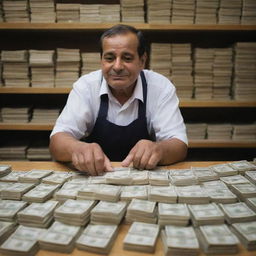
71,141,113,175
122,139,163,170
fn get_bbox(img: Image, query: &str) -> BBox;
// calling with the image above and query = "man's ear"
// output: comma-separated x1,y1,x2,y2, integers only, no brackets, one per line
140,53,147,68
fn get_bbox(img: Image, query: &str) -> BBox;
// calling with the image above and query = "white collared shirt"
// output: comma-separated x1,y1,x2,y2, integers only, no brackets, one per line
50,69,188,145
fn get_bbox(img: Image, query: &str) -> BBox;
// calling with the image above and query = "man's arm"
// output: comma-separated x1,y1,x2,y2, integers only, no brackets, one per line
49,132,113,175
122,138,187,170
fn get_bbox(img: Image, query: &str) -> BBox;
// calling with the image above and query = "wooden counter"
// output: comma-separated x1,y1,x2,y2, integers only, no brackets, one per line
0,161,255,256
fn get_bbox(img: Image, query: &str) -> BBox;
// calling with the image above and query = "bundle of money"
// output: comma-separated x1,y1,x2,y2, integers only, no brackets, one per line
149,170,170,186
175,185,210,204
77,184,100,200
148,185,177,203
202,180,238,203
147,0,172,24
90,201,127,225
1,107,31,123
191,167,219,182
231,221,256,250
171,0,195,24
169,169,198,186
42,171,73,185
158,203,190,226
38,221,82,253
232,124,256,140
54,199,96,226
196,224,239,254
0,165,11,177
0,181,14,195
229,183,256,201
94,184,121,202
161,225,200,256
219,202,256,224
80,4,101,23
76,224,119,254
30,0,56,23
1,183,35,200
81,52,101,75
54,181,85,202
22,183,60,203
218,0,242,24
123,221,159,253
88,175,106,184
229,160,256,175
245,171,256,185
130,170,149,185
17,200,59,228
195,0,218,24
30,108,60,124
56,3,80,23
104,170,132,185
185,123,207,140
0,171,27,182
0,225,46,256
188,203,225,227
0,221,16,245
241,0,256,24
245,197,256,212
0,200,27,221
26,145,52,161
18,169,53,184
120,185,148,201
99,4,120,23
120,0,145,23
220,174,250,188
126,198,157,224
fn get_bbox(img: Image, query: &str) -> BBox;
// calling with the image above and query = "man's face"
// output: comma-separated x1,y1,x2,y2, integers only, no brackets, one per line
101,32,146,91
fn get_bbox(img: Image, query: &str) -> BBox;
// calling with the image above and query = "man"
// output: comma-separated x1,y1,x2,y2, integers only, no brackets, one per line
50,24,188,175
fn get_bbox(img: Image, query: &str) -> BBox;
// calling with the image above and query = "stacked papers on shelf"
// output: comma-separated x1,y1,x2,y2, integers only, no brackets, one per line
232,124,256,141
147,0,172,24
186,123,207,140
2,0,29,23
56,4,80,23
195,0,218,24
241,0,256,24
81,52,101,75
30,0,55,23
171,0,195,24
207,124,233,140
218,0,242,24
99,4,120,23
120,0,145,23
31,108,59,123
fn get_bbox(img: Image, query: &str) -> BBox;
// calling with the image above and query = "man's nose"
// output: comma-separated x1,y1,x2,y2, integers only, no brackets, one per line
113,58,124,71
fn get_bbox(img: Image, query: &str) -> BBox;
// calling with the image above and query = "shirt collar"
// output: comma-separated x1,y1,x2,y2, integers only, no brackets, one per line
100,73,144,103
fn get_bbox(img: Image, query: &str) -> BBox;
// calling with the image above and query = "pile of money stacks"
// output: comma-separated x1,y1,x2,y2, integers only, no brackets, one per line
241,0,256,24
147,0,172,24
195,0,219,24
120,0,145,23
81,52,101,75
1,50,29,88
30,0,55,23
171,0,195,24
218,0,242,24
2,0,29,22
56,3,80,23
0,161,255,255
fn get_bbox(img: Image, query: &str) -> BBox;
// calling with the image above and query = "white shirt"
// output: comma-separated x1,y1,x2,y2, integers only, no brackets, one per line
51,69,188,145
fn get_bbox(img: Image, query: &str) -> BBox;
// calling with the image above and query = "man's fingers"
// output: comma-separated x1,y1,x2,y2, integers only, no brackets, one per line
122,152,134,167
104,156,114,172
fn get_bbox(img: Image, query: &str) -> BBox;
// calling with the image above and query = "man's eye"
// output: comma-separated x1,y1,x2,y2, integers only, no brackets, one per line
104,56,114,62
124,56,133,62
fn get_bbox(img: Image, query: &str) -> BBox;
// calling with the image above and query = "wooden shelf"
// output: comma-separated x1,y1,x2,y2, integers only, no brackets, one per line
0,123,54,131
0,23,255,31
0,87,70,94
189,140,256,148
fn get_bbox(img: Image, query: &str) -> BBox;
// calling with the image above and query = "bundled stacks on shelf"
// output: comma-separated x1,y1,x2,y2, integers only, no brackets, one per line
194,48,214,99
241,0,256,24
56,3,80,23
29,50,55,88
80,4,100,23
81,52,101,75
207,124,233,140
150,43,171,79
170,43,193,99
99,5,120,23
27,146,51,161
171,0,195,24
147,0,172,24
186,123,207,140
1,107,31,123
233,42,256,100
0,2,3,22
218,0,242,24
0,141,28,160
195,0,218,24
30,108,59,123
120,0,145,23
213,48,233,99
2,0,29,22
55,48,80,88
1,50,29,87
29,0,55,23
232,124,256,141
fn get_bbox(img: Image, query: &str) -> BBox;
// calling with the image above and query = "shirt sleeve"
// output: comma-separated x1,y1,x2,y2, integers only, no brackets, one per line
50,75,96,139
147,72,188,145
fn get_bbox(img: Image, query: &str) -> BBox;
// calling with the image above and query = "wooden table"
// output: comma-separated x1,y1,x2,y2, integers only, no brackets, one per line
0,160,255,256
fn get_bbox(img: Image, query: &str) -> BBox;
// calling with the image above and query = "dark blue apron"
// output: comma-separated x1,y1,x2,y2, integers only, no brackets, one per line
84,71,152,161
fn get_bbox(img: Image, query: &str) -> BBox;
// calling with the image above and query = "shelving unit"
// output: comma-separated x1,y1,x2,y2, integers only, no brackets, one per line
0,22,255,161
